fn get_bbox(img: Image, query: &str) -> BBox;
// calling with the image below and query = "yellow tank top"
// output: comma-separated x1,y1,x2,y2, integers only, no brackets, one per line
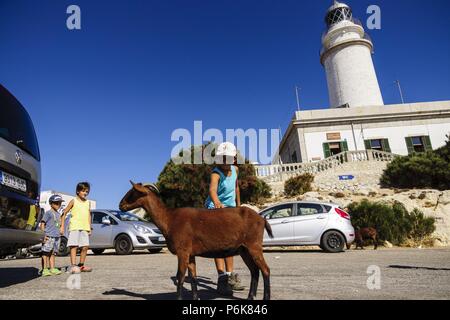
70,198,91,231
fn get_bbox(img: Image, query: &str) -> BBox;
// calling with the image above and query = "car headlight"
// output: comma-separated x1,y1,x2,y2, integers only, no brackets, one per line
134,225,151,234
152,228,162,235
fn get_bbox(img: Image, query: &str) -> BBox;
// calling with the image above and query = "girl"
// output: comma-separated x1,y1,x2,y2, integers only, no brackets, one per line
204,142,245,296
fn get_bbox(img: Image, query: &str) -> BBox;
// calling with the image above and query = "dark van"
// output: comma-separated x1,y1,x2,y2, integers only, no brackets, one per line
0,84,44,256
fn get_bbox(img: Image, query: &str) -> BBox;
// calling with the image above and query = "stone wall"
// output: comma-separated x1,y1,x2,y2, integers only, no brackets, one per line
312,160,388,194
265,160,388,196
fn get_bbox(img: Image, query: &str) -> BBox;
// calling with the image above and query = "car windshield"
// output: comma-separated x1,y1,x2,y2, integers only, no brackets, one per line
110,210,147,222
0,85,40,160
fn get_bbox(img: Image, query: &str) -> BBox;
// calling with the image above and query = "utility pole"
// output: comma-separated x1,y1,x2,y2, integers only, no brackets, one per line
295,86,301,111
395,80,405,104
351,122,358,151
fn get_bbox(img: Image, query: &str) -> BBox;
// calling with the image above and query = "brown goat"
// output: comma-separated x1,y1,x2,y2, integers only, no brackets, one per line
353,227,378,250
119,181,274,300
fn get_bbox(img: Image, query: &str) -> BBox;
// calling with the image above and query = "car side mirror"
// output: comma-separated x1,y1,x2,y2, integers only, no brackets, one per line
102,216,111,225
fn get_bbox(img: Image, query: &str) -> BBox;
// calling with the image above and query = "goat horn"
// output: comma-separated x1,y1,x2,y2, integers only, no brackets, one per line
129,180,135,186
149,183,160,194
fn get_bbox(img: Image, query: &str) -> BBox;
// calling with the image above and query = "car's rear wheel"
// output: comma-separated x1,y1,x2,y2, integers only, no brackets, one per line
115,235,133,255
148,248,163,254
321,231,345,253
91,249,105,255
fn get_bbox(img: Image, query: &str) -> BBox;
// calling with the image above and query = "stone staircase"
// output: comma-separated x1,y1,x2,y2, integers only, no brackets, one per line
255,150,398,184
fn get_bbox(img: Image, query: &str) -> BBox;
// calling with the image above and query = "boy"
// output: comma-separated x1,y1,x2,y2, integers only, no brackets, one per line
60,182,93,274
40,194,64,276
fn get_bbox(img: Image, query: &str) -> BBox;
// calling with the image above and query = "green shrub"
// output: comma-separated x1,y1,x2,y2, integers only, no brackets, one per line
408,208,436,242
347,199,435,245
156,144,271,208
284,173,314,197
380,136,450,190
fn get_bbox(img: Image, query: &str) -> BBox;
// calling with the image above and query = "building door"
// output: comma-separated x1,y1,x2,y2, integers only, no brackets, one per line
323,141,348,158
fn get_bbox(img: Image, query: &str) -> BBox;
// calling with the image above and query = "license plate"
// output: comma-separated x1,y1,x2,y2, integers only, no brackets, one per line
0,171,27,192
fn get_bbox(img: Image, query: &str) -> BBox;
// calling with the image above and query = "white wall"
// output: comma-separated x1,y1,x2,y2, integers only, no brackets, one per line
280,130,302,164
361,123,449,155
324,44,384,108
303,123,450,162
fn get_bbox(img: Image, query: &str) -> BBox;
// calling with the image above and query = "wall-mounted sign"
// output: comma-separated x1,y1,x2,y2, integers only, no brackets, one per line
339,175,355,181
327,132,341,140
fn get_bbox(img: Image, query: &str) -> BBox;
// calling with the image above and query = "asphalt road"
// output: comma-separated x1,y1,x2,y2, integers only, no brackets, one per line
0,247,449,300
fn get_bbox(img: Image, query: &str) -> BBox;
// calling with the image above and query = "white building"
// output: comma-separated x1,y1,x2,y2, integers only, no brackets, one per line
276,1,450,165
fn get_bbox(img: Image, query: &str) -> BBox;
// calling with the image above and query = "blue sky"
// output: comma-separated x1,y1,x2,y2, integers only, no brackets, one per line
1,0,449,208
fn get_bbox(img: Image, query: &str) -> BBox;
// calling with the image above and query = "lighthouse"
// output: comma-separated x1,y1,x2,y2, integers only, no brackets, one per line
320,1,384,108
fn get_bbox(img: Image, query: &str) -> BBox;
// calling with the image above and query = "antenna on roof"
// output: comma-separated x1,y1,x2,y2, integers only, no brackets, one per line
295,86,301,111
395,80,405,104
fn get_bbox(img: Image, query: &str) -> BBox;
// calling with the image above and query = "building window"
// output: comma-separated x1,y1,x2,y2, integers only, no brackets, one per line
323,141,348,158
405,136,432,154
371,139,382,150
364,139,391,153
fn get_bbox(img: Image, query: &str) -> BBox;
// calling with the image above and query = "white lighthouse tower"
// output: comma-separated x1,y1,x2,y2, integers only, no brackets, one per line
320,1,384,108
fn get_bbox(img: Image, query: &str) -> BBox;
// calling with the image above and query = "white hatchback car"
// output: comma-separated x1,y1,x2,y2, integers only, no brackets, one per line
260,201,355,252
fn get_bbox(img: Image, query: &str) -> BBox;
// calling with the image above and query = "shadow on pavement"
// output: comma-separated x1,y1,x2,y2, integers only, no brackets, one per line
263,249,324,253
90,251,165,257
0,267,39,288
103,276,243,300
388,265,450,271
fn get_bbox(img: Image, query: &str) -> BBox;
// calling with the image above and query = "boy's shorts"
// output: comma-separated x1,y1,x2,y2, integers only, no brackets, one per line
42,237,60,254
67,230,90,247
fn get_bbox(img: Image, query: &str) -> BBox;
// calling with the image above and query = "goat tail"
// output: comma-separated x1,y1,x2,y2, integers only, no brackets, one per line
265,219,274,239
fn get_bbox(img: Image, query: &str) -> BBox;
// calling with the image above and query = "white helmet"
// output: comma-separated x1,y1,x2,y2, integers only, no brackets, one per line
216,142,237,157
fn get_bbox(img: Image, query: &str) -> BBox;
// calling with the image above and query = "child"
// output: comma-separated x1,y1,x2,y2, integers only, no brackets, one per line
60,182,93,274
204,142,245,296
39,194,64,276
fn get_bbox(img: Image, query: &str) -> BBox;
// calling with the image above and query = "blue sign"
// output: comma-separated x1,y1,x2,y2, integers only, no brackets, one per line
339,175,354,181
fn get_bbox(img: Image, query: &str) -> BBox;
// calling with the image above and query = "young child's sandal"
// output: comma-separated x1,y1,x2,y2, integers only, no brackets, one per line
80,266,93,272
